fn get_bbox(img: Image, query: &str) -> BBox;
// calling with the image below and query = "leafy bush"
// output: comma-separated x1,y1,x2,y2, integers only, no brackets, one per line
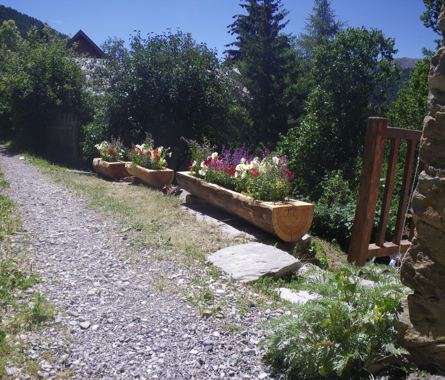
0,21,93,151
308,171,358,250
88,30,250,166
261,261,409,379
308,170,400,252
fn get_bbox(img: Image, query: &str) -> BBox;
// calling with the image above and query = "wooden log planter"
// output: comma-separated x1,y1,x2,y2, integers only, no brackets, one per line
176,171,314,242
125,165,174,189
92,158,130,181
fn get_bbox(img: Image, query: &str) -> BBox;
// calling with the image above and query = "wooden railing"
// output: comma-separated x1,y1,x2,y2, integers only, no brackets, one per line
348,117,425,266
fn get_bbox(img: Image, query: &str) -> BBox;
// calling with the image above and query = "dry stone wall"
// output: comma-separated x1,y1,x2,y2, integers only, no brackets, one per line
395,2,445,374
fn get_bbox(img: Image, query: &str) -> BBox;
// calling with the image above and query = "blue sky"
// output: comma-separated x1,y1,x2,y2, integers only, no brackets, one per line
0,0,438,59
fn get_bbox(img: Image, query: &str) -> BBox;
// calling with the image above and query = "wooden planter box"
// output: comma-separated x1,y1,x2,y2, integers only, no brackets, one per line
92,158,130,181
126,165,174,189
176,171,314,242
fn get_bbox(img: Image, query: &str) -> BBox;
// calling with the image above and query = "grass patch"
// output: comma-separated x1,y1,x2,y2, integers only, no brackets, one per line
24,154,244,268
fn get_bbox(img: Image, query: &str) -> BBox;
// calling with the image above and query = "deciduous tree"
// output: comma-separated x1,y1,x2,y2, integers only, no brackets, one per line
279,27,400,199
87,30,248,165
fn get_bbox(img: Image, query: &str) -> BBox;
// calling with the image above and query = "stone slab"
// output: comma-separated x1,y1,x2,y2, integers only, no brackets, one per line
207,242,301,283
279,288,321,305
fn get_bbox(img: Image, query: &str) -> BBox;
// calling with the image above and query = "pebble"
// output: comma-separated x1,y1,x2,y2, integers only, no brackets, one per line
0,149,279,379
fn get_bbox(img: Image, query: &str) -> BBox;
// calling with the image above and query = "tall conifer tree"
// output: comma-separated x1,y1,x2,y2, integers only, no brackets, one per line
296,0,344,62
225,0,295,149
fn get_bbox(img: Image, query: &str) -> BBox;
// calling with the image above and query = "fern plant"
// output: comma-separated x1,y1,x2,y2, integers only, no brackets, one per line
261,261,409,379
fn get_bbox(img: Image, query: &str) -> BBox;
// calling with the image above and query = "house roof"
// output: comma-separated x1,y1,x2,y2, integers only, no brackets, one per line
67,29,105,59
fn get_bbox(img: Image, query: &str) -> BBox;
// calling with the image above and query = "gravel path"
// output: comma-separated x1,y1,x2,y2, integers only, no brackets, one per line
0,149,280,380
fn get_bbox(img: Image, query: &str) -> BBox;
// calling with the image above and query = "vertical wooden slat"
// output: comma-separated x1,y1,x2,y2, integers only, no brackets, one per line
348,118,388,266
392,139,417,245
375,138,400,247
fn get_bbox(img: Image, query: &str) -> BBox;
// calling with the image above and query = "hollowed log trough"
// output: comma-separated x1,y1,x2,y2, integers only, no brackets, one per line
176,171,314,242
125,165,175,189
92,158,130,181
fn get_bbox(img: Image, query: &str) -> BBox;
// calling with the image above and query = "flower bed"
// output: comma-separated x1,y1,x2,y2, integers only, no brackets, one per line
92,137,129,180
180,139,314,241
184,138,295,202
176,171,313,242
125,134,173,188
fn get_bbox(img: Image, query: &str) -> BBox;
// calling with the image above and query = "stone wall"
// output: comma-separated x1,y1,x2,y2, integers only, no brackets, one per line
395,3,445,374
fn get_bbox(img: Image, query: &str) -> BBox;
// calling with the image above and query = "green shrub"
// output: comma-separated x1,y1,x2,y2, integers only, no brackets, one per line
261,261,408,379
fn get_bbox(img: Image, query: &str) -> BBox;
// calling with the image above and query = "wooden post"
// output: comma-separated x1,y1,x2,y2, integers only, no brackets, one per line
375,138,400,247
348,118,388,266
392,139,416,245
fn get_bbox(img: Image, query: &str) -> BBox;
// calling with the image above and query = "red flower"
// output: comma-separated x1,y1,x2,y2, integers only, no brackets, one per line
128,157,131,161
142,164,145,167
153,148,160,161
251,168,259,176
146,151,151,156
225,165,235,176
282,171,294,180
109,149,117,156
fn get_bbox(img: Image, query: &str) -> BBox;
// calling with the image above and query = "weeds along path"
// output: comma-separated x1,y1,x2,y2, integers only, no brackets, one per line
0,149,278,380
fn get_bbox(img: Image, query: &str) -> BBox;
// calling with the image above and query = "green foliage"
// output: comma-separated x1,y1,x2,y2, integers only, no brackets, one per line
307,171,357,250
88,30,247,167
387,57,430,131
225,0,302,148
279,27,400,200
420,0,443,49
21,293,55,325
261,261,409,379
0,22,93,151
0,259,38,313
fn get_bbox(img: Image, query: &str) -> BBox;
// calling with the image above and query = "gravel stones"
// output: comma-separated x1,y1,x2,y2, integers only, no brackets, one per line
0,149,281,380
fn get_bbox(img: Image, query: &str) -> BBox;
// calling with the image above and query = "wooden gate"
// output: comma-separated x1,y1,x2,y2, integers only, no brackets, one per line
348,117,425,266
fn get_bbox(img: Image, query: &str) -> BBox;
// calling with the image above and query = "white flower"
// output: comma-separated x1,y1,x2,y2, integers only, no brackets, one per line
168,152,172,157
211,152,218,159
272,156,280,165
240,158,246,164
158,146,163,153
201,161,207,168
199,167,208,176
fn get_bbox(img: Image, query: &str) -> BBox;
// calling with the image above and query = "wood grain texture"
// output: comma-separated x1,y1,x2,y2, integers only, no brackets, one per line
126,165,174,189
92,158,130,181
176,171,314,242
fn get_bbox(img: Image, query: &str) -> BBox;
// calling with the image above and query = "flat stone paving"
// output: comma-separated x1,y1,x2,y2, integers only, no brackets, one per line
207,242,301,283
